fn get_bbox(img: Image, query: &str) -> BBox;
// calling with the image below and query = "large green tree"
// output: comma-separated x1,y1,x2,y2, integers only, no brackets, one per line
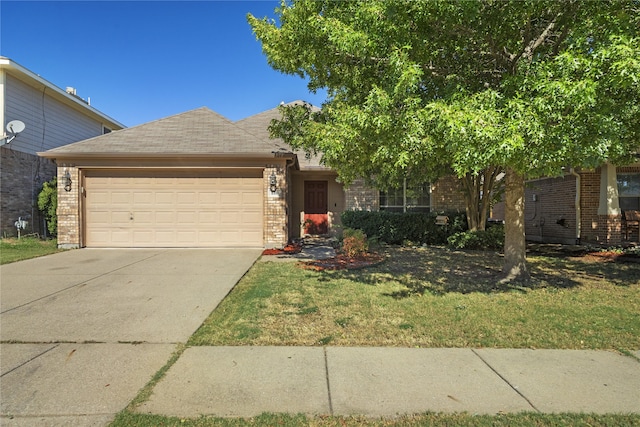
249,0,640,281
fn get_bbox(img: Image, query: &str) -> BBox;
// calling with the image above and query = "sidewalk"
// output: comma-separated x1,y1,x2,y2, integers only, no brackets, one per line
136,346,640,418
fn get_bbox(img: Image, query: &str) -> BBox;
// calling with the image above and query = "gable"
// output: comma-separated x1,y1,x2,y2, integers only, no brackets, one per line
235,101,329,171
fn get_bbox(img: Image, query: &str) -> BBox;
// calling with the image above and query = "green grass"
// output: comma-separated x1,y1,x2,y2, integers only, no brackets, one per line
0,237,63,264
110,412,640,426
189,247,640,350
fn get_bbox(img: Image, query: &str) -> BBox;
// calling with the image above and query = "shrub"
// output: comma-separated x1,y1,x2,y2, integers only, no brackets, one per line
341,210,467,245
342,228,369,257
38,178,57,236
447,226,504,250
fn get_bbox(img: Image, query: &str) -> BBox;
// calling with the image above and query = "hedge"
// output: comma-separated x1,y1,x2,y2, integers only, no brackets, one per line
447,225,505,250
341,210,468,245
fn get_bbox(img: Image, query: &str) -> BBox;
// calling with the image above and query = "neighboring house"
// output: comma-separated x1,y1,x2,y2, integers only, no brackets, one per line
0,57,124,237
525,164,640,245
39,104,467,249
491,161,640,245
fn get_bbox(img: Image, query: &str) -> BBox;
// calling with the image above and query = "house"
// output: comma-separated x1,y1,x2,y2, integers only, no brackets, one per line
520,163,640,246
39,104,467,249
489,159,640,245
0,57,124,237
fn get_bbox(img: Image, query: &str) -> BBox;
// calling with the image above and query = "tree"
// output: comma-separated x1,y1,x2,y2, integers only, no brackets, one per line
38,177,57,236
249,0,640,281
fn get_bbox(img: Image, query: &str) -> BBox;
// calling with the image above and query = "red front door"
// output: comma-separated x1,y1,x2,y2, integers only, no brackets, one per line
304,181,328,234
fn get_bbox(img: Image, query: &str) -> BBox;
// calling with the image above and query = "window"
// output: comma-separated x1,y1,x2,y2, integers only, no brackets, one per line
380,180,430,213
617,174,640,211
102,126,112,134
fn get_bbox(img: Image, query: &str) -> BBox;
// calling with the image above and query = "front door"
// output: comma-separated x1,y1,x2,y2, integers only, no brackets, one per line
304,181,328,235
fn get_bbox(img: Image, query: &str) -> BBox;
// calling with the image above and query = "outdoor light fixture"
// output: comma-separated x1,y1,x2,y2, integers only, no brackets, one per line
269,171,277,193
63,170,72,192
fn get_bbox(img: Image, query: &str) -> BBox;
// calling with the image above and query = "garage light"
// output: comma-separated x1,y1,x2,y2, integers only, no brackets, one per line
64,170,72,192
269,171,277,193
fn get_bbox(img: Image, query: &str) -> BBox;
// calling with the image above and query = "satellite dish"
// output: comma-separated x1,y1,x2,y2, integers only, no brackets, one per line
1,120,26,145
7,120,25,135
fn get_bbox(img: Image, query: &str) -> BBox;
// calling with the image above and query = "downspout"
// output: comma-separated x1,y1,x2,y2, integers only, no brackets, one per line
570,168,581,244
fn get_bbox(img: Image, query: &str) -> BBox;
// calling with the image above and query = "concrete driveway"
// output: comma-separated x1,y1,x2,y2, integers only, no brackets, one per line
0,248,261,426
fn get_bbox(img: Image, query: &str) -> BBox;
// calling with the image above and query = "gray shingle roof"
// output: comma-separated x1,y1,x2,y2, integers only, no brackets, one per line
235,101,329,171
40,107,287,157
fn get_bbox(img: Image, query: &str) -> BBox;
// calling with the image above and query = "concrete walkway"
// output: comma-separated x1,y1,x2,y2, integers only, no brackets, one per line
136,346,640,418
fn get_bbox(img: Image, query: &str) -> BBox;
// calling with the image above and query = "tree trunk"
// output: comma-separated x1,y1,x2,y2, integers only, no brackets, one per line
463,173,482,231
501,167,530,283
462,167,502,232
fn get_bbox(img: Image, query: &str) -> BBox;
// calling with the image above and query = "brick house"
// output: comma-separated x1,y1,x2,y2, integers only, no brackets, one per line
0,57,124,237
40,104,467,249
491,162,640,246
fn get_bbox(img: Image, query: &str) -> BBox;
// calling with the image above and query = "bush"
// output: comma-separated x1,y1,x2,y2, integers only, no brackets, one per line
341,228,369,257
341,210,467,245
447,226,504,250
37,178,57,236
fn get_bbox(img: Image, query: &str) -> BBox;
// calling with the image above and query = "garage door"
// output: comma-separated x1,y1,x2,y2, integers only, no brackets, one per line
84,170,263,247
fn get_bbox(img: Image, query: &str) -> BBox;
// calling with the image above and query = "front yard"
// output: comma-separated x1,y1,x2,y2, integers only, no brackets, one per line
189,246,640,351
111,244,639,427
0,237,62,264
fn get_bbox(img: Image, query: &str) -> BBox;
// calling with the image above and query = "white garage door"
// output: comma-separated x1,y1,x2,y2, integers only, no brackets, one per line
84,170,263,247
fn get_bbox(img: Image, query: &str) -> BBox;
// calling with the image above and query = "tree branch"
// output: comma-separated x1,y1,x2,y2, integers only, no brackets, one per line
509,15,560,71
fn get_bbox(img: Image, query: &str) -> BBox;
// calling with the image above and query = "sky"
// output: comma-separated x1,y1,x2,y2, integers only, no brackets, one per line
0,1,327,127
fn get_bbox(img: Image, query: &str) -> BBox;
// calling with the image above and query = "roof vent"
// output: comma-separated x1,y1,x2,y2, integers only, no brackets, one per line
65,87,77,96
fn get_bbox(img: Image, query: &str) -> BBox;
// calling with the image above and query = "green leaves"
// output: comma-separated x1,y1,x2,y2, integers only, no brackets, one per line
251,0,639,197
37,178,57,236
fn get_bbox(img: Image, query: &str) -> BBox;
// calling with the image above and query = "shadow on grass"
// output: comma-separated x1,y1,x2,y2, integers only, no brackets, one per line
321,246,640,298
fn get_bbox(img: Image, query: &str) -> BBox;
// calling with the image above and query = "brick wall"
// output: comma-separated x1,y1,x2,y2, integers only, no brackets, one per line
263,166,288,247
344,179,379,211
1,147,57,237
431,175,466,212
524,175,578,244
56,166,81,248
580,166,640,245
519,165,640,246
344,175,467,213
57,166,80,249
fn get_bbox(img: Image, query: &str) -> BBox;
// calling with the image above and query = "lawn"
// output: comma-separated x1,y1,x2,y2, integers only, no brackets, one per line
189,246,640,351
112,412,640,427
0,237,63,264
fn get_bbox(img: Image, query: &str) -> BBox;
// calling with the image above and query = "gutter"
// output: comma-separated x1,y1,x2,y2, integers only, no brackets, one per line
570,168,582,244
37,151,296,160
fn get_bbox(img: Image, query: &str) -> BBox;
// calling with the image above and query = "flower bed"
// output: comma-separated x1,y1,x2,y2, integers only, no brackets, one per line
299,252,385,271
262,242,302,256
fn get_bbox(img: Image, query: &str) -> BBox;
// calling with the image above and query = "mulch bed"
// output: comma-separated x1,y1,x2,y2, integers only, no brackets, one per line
299,252,385,271
262,242,302,256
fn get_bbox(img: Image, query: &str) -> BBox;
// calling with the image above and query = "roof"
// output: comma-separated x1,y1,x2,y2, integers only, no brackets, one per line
235,101,329,171
39,107,292,159
0,57,125,130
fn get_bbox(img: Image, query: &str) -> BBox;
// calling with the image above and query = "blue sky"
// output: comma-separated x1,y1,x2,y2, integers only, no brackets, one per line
1,1,326,127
